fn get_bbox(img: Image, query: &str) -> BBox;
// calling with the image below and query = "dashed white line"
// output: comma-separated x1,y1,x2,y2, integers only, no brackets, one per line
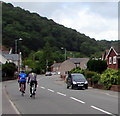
39,86,116,116
57,92,66,96
48,89,54,92
91,105,114,116
40,86,45,89
70,97,85,104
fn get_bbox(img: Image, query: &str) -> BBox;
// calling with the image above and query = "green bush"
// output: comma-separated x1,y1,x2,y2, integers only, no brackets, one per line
84,70,96,79
100,68,119,89
2,62,17,79
92,73,101,84
70,67,83,74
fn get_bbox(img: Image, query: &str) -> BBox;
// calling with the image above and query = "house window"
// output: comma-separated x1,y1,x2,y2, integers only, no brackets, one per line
109,57,112,64
113,56,117,64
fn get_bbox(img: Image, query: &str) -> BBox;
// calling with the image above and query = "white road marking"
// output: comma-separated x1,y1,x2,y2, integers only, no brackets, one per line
40,86,45,89
57,92,66,96
3,87,20,115
70,97,85,104
48,89,54,92
91,105,114,116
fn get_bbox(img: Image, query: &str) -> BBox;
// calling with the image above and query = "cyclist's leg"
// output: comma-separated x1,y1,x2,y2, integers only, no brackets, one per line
30,81,33,95
34,81,37,91
19,82,22,91
23,81,26,92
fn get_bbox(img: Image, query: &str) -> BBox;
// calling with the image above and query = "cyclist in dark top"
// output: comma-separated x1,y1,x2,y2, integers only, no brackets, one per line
27,70,37,97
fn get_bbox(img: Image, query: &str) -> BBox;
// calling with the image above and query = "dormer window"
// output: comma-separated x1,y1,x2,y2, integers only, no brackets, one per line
109,57,112,64
113,56,117,64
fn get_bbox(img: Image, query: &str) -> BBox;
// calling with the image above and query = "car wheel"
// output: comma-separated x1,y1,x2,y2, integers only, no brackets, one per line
85,85,88,89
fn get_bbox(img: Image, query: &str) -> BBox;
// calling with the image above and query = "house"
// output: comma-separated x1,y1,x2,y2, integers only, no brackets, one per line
59,58,89,76
106,46,120,70
0,50,20,67
51,63,61,74
3,53,19,66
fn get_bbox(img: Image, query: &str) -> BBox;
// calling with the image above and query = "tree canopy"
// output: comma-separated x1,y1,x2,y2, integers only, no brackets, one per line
2,2,118,58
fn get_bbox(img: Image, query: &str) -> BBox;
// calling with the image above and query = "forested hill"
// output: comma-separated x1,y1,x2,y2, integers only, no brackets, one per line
2,2,118,57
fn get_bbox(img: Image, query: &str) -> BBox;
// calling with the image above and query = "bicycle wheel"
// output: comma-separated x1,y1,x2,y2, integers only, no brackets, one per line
32,84,36,98
21,84,24,96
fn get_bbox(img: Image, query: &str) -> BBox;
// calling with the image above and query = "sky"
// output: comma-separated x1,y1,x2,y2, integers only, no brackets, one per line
3,0,119,41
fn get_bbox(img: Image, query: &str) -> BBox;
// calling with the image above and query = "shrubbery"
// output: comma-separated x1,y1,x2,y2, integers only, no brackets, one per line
84,70,96,79
92,73,101,84
70,67,84,74
87,59,107,73
100,69,119,89
2,62,17,80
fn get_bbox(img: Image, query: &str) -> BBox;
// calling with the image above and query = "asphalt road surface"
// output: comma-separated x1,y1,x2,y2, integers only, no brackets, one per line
2,75,119,115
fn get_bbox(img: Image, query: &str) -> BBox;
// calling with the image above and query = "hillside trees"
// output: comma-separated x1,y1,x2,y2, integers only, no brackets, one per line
2,2,117,58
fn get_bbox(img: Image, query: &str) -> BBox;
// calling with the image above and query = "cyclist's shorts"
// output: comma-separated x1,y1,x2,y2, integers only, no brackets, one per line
30,81,37,86
20,81,26,84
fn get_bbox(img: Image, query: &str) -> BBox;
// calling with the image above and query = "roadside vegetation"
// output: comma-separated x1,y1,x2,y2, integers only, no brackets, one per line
2,62,17,81
70,59,119,90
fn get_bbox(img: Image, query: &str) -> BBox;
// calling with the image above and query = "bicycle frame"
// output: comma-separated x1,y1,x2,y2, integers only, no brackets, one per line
31,83,36,98
20,82,25,96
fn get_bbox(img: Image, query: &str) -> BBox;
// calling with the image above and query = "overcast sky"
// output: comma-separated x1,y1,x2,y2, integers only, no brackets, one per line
3,0,119,41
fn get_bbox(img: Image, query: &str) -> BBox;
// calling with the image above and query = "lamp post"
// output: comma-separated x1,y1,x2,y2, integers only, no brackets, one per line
15,38,23,73
15,38,23,54
61,47,67,60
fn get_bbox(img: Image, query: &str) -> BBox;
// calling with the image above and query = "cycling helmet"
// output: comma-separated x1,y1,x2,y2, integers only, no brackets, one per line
21,70,25,73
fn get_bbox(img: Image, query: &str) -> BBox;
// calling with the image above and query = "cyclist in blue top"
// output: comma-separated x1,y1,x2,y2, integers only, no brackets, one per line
18,71,27,93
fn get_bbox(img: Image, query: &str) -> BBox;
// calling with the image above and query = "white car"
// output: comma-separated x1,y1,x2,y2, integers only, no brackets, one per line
51,72,56,75
45,72,52,76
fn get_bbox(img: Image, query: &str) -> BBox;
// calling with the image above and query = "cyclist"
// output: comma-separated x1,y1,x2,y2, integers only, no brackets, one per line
18,71,27,93
27,70,37,97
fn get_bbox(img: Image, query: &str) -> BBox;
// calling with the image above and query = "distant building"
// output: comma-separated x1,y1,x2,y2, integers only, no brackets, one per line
106,46,120,70
51,63,61,74
0,50,20,71
2,53,19,66
59,58,89,76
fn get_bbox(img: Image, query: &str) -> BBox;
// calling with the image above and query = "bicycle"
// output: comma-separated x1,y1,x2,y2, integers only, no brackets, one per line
31,83,36,98
20,82,25,96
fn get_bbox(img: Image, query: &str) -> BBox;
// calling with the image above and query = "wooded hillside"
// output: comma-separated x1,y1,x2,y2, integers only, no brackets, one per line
2,2,118,58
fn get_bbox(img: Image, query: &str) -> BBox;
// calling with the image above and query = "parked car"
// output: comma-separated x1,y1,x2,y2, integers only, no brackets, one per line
66,73,88,89
45,72,52,76
51,72,56,75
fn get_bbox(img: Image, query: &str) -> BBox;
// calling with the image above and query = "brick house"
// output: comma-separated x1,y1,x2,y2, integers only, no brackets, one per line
106,46,120,70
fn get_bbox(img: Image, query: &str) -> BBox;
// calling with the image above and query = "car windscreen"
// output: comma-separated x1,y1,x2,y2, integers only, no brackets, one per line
72,75,86,81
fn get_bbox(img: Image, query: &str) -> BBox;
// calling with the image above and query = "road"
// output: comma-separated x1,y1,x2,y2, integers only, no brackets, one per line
2,75,119,115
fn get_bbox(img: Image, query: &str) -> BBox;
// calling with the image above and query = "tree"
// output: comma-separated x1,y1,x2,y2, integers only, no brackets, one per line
87,59,107,73
42,42,53,71
2,62,17,79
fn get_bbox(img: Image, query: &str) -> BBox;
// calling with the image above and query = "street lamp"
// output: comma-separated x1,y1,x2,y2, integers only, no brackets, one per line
15,38,23,54
61,47,67,60
15,38,23,72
